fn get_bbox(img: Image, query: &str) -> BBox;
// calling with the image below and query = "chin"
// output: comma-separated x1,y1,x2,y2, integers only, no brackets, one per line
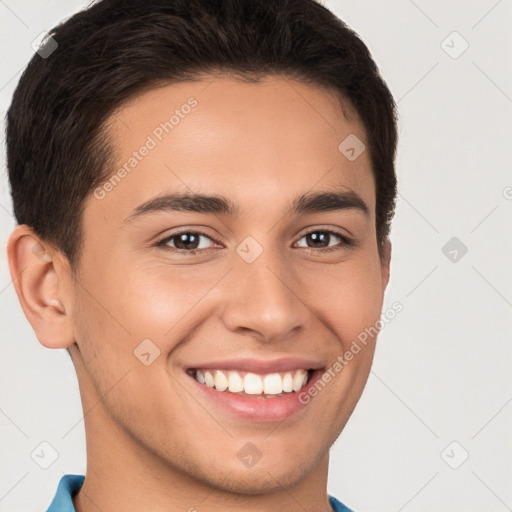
220,458,313,495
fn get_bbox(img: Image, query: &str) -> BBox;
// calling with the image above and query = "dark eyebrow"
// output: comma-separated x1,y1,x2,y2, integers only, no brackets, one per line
124,193,239,222
124,190,369,223
291,190,369,217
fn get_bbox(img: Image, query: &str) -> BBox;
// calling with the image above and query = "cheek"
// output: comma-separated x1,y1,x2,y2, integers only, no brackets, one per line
304,258,385,342
71,277,178,428
75,256,210,337
117,262,229,336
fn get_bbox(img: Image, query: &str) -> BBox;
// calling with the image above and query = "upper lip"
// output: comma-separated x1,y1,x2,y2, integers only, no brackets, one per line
185,356,325,374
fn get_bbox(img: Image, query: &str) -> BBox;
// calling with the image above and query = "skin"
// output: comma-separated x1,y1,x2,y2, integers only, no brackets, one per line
8,74,391,512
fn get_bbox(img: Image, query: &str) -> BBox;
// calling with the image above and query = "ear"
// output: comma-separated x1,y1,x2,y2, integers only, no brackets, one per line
7,225,76,349
380,237,392,292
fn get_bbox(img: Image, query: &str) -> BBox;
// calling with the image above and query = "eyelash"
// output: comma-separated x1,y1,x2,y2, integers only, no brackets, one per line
155,228,355,255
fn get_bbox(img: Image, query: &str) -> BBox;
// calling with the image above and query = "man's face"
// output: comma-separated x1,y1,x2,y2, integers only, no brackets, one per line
71,75,390,491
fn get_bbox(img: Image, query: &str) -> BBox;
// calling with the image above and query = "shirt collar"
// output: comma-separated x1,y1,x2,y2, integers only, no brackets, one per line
46,474,84,512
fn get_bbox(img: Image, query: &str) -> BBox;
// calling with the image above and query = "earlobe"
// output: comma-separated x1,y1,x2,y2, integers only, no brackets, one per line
7,225,76,349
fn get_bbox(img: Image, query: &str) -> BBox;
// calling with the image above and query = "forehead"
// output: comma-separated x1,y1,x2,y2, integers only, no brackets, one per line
94,75,374,221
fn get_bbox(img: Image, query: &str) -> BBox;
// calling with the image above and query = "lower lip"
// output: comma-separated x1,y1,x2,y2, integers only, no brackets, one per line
186,369,324,422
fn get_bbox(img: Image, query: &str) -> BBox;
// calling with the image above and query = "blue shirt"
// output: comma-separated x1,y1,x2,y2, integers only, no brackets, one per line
46,474,354,512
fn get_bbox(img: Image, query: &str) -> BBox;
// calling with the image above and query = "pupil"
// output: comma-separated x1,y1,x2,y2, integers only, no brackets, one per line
175,233,199,250
308,232,329,248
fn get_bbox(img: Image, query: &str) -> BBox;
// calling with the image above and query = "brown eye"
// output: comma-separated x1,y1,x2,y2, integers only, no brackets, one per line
295,230,353,251
157,231,217,253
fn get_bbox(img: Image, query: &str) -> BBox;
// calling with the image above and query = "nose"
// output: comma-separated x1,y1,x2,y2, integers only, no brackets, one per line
219,246,309,342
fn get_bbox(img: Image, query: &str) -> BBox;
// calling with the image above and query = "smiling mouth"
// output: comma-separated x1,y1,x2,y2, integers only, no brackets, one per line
186,368,315,398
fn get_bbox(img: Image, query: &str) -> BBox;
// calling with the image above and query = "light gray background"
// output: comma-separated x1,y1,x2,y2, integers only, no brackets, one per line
1,1,511,511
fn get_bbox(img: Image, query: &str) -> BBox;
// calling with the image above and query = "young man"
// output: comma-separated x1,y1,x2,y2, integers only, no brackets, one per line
6,0,398,510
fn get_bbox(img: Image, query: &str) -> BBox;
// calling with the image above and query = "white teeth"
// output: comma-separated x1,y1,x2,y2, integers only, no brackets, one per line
196,369,205,384
282,372,293,392
204,371,215,388
227,370,244,392
244,372,263,394
263,373,283,394
214,370,228,391
292,369,307,391
193,368,311,396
